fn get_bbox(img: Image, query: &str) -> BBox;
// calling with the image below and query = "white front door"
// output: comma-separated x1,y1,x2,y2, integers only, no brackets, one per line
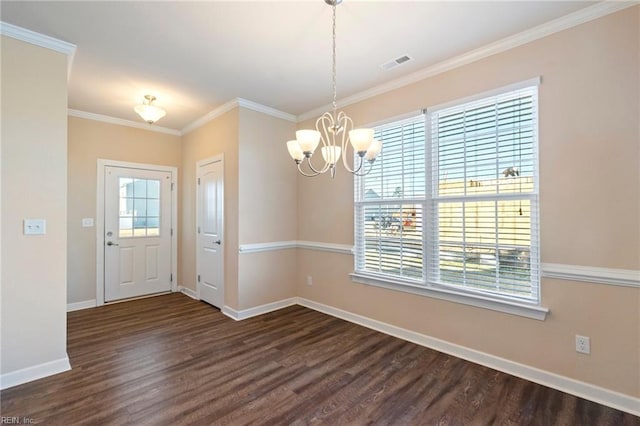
197,158,224,308
104,166,173,302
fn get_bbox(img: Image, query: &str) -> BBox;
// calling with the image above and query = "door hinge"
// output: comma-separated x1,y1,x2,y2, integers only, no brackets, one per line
197,226,200,234
197,178,201,185
170,273,173,282
171,182,175,191
197,275,201,283
171,228,173,236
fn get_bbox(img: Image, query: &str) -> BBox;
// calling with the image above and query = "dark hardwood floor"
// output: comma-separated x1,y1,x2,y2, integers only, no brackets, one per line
1,293,637,425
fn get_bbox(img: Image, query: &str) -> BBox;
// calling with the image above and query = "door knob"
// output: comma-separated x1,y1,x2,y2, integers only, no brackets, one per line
215,240,221,245
107,241,119,246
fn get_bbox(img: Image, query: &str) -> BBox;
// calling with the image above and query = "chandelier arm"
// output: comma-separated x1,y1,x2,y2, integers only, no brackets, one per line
339,114,361,173
306,154,330,175
352,155,366,174
316,113,337,172
317,113,334,152
297,161,321,177
352,159,376,177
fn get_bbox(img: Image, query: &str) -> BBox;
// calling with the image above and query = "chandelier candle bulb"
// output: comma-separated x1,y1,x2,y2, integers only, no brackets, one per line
321,145,342,164
287,141,305,162
349,128,375,154
365,139,383,161
296,130,321,155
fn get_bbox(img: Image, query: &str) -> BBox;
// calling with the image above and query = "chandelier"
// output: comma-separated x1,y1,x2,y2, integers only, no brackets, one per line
286,0,382,178
134,95,166,124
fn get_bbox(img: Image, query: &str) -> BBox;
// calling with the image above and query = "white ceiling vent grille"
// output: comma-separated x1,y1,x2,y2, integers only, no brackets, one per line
380,55,413,71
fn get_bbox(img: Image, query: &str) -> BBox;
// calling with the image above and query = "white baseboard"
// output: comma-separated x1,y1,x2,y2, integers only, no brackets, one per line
222,297,298,321
178,286,199,300
0,356,71,390
67,299,96,312
295,297,639,417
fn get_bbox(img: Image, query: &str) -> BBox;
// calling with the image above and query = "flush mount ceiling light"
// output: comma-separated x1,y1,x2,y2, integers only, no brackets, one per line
134,95,166,124
286,0,382,178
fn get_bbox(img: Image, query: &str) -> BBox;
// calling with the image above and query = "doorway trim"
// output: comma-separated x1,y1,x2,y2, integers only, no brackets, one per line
196,154,224,302
96,159,178,306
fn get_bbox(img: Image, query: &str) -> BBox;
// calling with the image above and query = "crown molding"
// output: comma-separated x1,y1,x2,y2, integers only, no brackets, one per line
68,109,182,136
182,97,296,135
70,97,295,138
181,98,239,135
0,21,76,81
297,1,637,122
0,21,76,56
237,98,297,122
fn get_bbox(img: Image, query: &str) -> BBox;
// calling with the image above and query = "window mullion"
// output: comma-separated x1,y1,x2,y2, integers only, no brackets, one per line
425,111,435,286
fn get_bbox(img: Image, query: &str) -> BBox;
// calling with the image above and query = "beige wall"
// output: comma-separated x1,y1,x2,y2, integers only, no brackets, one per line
296,7,639,397
181,109,240,308
180,107,298,311
68,105,297,311
67,117,182,303
238,108,297,244
1,37,69,373
237,108,297,309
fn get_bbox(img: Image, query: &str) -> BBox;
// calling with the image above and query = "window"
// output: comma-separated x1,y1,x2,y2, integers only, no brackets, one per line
428,85,539,302
354,116,426,281
354,82,541,309
118,177,161,237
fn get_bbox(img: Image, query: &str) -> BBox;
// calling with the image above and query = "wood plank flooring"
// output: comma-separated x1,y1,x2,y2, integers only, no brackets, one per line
1,293,637,425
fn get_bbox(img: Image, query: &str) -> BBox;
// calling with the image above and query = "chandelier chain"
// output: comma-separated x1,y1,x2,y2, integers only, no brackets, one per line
331,3,337,117
285,0,380,178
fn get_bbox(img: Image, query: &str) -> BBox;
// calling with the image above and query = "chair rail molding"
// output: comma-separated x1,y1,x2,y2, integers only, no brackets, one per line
542,263,640,288
237,239,640,289
238,240,353,255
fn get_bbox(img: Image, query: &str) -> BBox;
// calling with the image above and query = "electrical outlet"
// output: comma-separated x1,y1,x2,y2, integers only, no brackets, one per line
575,335,590,354
306,275,313,286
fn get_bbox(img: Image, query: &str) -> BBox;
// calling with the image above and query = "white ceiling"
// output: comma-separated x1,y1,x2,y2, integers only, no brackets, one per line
1,1,601,132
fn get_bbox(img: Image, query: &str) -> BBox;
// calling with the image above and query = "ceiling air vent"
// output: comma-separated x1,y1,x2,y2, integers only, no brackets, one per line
380,55,413,71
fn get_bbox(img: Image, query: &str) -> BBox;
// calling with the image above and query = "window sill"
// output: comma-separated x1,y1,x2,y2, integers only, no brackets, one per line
350,272,549,321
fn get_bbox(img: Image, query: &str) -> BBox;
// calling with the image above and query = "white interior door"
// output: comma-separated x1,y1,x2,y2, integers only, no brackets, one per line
104,166,172,302
197,158,224,308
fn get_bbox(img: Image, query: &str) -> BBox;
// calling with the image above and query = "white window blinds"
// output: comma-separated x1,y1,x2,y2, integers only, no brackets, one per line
427,85,540,302
353,82,540,306
355,116,425,281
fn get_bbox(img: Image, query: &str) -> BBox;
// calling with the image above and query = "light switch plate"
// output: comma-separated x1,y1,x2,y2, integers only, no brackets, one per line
24,219,46,235
82,218,94,227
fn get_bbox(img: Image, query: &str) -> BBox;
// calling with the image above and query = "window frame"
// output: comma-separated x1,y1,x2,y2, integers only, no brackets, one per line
352,78,548,320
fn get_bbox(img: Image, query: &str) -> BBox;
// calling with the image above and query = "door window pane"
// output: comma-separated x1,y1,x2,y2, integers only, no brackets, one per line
133,199,146,217
147,180,160,199
147,217,160,236
147,199,160,217
133,179,147,198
